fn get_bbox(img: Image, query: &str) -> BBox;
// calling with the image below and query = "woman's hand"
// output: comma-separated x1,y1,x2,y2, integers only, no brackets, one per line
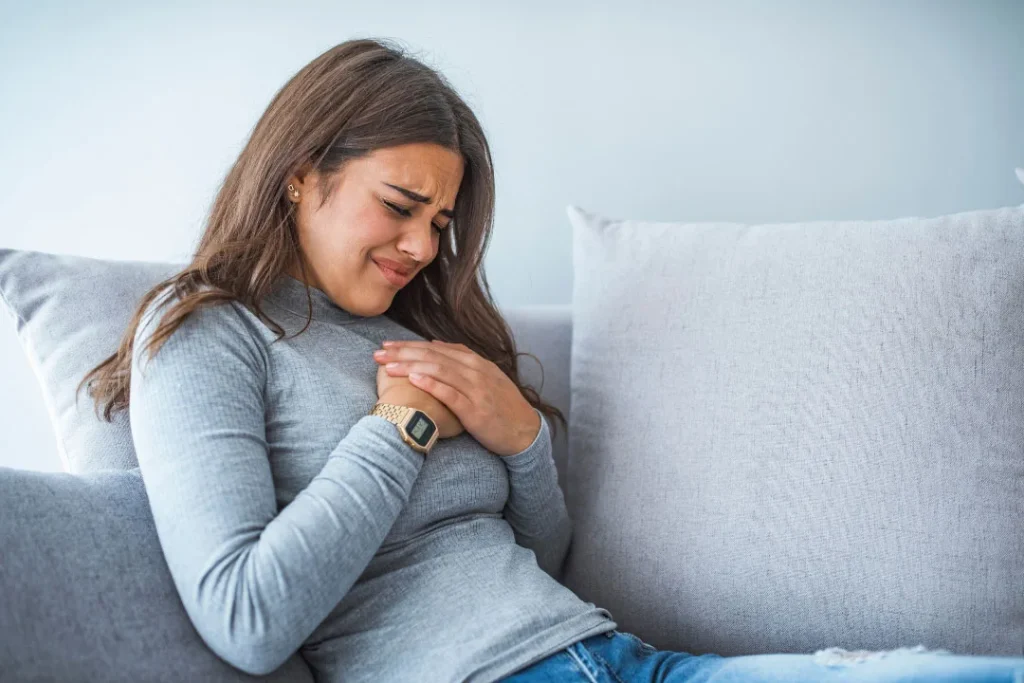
375,364,465,439
372,340,542,457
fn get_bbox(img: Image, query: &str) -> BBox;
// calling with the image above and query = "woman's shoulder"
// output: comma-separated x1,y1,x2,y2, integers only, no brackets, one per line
134,284,270,366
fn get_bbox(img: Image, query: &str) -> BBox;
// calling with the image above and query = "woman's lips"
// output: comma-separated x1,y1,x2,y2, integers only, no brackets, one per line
373,259,411,287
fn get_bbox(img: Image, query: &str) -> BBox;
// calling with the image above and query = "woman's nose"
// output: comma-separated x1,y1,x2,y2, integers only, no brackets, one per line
398,222,435,262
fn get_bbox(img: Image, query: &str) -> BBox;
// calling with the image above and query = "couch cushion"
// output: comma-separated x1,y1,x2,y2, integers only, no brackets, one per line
0,249,182,473
0,465,314,682
501,304,573,489
561,203,1024,656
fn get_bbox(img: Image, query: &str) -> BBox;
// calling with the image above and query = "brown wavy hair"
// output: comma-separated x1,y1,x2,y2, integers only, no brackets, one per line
77,37,566,439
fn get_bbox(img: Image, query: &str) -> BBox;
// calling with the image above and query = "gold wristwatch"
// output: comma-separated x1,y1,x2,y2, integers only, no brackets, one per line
368,402,439,455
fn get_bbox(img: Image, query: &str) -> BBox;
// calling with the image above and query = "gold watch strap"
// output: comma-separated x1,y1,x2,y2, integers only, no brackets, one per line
369,402,412,423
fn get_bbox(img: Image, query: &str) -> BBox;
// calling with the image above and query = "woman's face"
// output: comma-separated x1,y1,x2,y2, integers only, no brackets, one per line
285,142,464,317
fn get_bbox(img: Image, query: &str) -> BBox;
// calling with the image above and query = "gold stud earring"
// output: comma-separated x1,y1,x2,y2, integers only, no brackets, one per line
287,183,300,199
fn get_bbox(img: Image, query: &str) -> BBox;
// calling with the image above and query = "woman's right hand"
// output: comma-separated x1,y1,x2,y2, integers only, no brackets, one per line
376,364,465,440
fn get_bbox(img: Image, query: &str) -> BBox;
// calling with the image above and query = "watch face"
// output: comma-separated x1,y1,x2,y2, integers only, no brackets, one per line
406,411,437,447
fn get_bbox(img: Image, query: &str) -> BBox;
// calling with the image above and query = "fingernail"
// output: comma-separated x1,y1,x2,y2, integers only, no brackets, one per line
373,350,386,357
382,341,395,347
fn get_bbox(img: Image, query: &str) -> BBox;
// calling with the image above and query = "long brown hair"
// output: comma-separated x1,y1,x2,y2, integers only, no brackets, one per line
78,37,567,439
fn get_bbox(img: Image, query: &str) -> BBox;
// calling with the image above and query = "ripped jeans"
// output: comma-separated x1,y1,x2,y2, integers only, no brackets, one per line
499,630,1024,682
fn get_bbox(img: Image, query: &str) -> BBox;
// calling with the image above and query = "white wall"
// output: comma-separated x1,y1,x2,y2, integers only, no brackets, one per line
2,0,1023,471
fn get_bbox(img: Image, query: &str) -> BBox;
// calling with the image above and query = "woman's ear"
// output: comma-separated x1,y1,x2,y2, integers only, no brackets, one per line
288,161,317,194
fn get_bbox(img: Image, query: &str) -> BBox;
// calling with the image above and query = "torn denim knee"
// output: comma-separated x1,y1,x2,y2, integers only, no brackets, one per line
812,644,953,667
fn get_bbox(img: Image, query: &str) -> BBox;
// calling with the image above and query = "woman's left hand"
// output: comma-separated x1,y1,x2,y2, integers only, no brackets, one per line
372,339,542,457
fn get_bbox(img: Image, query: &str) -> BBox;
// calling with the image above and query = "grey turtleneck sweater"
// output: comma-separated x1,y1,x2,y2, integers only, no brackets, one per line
128,274,616,682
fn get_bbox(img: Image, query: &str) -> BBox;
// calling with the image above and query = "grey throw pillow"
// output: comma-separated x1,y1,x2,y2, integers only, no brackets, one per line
0,464,314,682
561,202,1024,657
0,249,182,473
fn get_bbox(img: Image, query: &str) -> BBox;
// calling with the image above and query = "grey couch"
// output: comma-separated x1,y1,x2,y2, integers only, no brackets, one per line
3,196,1024,680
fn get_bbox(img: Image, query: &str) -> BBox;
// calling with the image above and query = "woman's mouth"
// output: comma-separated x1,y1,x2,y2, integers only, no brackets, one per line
373,259,412,287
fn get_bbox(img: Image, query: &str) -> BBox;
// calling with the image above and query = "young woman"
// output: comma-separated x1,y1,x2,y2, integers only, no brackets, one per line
80,38,1024,683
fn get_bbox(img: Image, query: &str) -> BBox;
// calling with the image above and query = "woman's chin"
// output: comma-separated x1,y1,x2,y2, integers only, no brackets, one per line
360,293,395,317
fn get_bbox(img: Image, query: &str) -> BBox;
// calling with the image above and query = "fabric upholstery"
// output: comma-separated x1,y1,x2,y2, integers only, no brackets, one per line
0,249,181,472
561,203,1024,657
0,465,314,682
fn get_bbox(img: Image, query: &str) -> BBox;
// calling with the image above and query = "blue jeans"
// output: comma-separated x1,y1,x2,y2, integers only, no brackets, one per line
500,630,1024,682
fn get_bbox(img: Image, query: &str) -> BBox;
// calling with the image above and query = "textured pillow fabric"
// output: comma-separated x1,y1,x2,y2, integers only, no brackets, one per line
0,465,314,682
561,203,1024,657
0,249,183,473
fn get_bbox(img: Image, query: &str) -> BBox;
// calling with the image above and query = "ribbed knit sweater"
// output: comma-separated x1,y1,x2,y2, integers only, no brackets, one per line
128,274,616,682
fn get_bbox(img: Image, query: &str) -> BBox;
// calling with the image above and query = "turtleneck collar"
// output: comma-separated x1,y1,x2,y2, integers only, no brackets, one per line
262,273,366,325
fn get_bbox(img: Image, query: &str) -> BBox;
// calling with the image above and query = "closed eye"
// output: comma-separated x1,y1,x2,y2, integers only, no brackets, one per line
382,198,449,233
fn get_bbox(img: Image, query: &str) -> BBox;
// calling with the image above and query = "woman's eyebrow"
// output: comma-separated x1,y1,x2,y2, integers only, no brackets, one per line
382,182,455,218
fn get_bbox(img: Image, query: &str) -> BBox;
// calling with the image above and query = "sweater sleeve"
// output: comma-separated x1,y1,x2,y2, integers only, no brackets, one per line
499,407,572,583
128,294,424,676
